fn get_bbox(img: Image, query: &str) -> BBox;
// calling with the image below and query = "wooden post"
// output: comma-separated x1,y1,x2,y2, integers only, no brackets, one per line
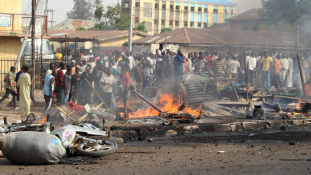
297,53,305,98
31,0,36,96
272,93,282,112
246,62,249,100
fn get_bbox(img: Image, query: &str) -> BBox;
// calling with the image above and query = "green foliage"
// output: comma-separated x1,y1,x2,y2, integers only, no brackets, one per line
94,6,103,21
76,27,87,31
67,0,94,20
160,28,172,33
91,3,129,30
261,0,311,24
133,21,148,33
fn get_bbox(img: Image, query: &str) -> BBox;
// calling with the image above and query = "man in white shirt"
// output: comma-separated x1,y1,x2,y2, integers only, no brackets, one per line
246,53,257,85
279,54,289,86
126,51,136,70
286,54,293,88
101,69,115,108
227,57,241,78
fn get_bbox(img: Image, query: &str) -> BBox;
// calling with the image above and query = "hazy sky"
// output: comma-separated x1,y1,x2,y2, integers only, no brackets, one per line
21,0,262,27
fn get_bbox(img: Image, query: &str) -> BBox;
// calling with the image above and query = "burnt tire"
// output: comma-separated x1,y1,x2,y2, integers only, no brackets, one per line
76,139,118,157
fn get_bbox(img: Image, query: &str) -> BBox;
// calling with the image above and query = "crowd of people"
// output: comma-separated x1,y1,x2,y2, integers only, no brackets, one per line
1,43,308,118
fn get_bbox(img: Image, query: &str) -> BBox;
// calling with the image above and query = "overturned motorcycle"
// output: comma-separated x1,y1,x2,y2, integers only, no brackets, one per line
0,114,118,160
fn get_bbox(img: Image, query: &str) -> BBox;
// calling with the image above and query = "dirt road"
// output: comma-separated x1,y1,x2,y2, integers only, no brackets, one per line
1,130,311,175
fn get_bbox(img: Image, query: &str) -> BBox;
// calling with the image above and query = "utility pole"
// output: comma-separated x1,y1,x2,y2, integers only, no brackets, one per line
47,9,55,27
31,0,36,95
128,0,133,52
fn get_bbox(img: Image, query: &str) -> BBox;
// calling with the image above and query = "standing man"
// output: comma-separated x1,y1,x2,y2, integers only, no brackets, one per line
55,49,63,66
56,62,66,106
81,65,94,105
279,54,289,87
101,69,115,108
174,50,185,78
227,57,241,78
274,55,281,88
71,65,82,104
0,66,17,109
286,54,294,88
17,66,38,118
155,43,165,69
63,66,72,106
15,66,26,102
259,52,273,88
43,70,56,113
127,51,136,70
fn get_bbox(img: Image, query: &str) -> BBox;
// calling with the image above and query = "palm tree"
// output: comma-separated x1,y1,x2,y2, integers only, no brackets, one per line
94,0,103,8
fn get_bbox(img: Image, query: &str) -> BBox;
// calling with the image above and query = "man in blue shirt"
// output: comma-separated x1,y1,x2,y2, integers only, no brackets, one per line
174,50,185,77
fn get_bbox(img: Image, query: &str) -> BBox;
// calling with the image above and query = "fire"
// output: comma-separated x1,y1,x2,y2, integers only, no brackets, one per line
296,99,302,108
129,94,201,119
38,117,47,125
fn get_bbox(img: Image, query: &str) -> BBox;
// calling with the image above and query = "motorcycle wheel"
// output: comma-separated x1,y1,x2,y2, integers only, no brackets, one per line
76,139,118,157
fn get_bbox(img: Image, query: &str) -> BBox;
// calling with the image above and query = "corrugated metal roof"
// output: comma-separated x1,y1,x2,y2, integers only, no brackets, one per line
48,30,149,42
49,19,96,31
227,8,267,21
132,27,309,49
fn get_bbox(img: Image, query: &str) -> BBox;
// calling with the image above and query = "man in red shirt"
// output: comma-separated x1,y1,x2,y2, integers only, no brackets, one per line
56,62,66,106
205,52,213,71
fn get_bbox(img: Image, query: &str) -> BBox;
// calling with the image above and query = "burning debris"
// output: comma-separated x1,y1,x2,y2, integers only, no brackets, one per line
117,90,200,125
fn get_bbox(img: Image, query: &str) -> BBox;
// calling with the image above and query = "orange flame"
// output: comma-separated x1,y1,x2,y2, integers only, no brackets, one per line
38,117,47,125
129,94,201,119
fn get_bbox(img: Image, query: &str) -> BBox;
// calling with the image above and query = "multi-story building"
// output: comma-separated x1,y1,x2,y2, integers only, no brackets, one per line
121,0,236,35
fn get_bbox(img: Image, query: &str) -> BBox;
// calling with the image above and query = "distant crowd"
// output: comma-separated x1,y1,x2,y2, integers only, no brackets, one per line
1,43,308,118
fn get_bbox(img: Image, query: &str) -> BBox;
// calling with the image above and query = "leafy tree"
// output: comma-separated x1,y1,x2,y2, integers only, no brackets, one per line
67,0,94,20
91,3,129,30
133,21,148,33
94,6,103,21
76,27,87,31
94,0,103,8
160,28,172,33
261,0,311,24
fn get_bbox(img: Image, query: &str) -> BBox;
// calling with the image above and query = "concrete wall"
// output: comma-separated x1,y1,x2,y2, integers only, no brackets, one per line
0,0,22,32
99,35,144,47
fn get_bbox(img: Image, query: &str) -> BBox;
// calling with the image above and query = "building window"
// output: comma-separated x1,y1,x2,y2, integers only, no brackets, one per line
144,2,152,17
198,23,202,28
191,6,194,11
204,23,208,28
170,5,174,10
155,3,159,8
154,20,158,24
169,21,173,25
135,19,139,26
252,24,259,31
198,7,202,12
145,22,152,31
243,23,248,31
185,6,188,11
162,4,166,9
190,22,194,28
125,2,129,8
184,22,188,27
204,7,207,13
135,2,140,7
175,21,179,26
213,9,218,13
161,20,165,27
176,5,180,10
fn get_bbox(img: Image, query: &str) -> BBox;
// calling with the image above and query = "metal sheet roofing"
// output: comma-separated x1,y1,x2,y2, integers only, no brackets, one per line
48,30,149,42
49,19,96,31
132,27,309,49
227,8,266,21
